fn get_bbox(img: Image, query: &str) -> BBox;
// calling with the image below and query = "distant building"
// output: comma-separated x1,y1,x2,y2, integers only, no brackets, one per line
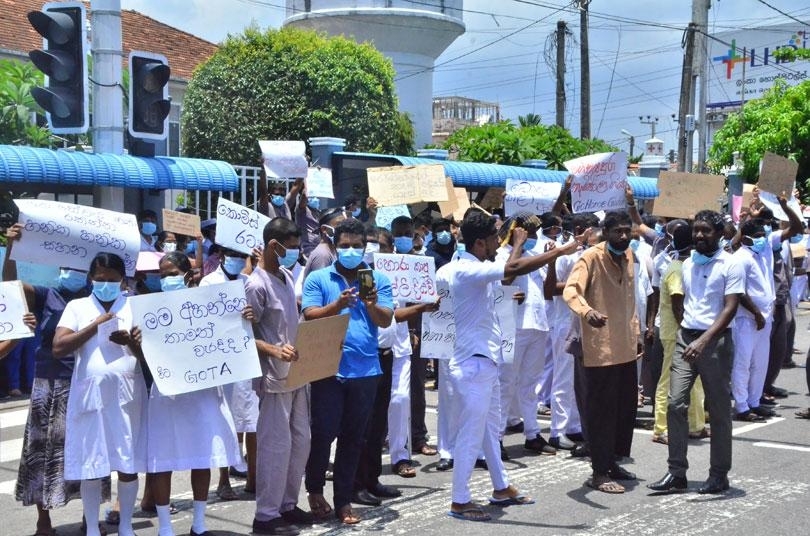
431,95,501,145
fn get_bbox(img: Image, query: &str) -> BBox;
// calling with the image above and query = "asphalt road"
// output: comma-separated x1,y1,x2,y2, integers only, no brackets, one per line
2,309,809,536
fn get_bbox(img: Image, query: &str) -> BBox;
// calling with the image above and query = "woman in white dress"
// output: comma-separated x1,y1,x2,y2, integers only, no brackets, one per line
143,251,246,536
52,253,147,536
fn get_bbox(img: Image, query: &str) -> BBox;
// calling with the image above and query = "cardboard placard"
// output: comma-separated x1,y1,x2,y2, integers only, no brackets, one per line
259,140,308,179
286,314,349,389
306,167,334,199
374,205,411,231
479,187,505,211
372,253,438,304
161,209,200,238
493,284,518,363
504,179,561,216
654,172,726,218
366,165,448,206
0,280,34,341
758,152,798,196
437,178,458,217
12,199,140,276
129,281,261,396
565,152,628,213
420,275,454,360
451,188,471,221
742,183,756,207
215,198,271,255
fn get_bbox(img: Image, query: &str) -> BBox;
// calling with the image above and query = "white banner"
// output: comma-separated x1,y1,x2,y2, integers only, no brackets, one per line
259,140,308,179
0,280,34,341
565,152,628,214
129,281,261,396
12,199,140,276
504,179,561,216
374,205,410,231
306,167,334,199
372,253,438,304
420,278,455,360
758,191,803,222
494,284,518,364
215,197,271,255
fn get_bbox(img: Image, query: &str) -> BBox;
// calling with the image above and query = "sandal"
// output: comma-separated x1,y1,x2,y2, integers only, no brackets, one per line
651,433,668,445
307,493,333,520
689,428,711,439
489,494,535,506
393,460,417,478
413,444,438,456
216,483,239,501
448,503,491,522
104,508,120,525
587,475,625,494
796,408,810,420
336,504,361,525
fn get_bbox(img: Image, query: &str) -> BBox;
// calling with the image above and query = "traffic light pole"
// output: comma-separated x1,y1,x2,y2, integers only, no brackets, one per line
91,0,125,211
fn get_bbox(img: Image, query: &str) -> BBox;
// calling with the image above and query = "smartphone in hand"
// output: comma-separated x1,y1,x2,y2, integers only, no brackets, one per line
358,269,374,299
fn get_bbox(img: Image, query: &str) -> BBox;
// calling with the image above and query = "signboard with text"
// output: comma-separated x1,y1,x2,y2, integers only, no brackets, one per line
366,165,449,206
372,253,438,304
215,197,271,255
564,152,628,213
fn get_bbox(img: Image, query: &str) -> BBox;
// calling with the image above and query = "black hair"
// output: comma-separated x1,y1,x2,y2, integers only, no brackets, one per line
364,222,380,239
89,252,126,280
570,212,598,234
603,211,632,231
431,217,453,233
740,218,766,237
693,210,725,233
641,214,659,227
391,215,414,232
263,216,301,244
413,212,432,229
318,207,345,226
343,195,359,207
137,209,157,221
377,227,393,245
460,211,497,246
160,251,192,274
667,219,692,250
539,212,562,229
334,218,367,245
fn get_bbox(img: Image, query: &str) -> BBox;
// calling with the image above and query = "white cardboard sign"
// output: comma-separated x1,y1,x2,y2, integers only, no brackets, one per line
215,197,271,255
129,281,261,396
420,277,455,360
0,280,34,341
504,179,561,216
372,253,438,304
564,152,628,214
374,205,410,231
494,284,518,363
259,140,308,179
306,167,335,199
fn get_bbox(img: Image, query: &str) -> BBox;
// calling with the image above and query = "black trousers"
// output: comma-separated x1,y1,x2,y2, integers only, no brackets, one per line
354,349,394,491
765,303,789,390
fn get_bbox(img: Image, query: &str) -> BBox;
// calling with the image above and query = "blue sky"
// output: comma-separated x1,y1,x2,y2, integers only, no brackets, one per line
121,0,810,154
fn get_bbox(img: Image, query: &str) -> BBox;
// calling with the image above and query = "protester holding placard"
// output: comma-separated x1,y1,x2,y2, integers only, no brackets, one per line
0,313,36,358
302,218,394,525
138,252,244,536
52,253,146,536
291,182,323,256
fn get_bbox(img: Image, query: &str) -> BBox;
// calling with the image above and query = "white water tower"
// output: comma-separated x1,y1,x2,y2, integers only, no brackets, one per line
283,1,465,149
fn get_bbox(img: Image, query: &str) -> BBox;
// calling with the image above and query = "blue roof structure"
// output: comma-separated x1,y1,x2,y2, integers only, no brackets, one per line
334,152,659,199
0,145,239,192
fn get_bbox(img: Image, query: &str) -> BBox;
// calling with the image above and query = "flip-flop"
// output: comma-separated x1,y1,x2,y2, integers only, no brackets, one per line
795,408,810,419
448,507,492,522
216,484,239,501
307,494,333,520
394,460,417,478
336,505,361,525
488,494,535,506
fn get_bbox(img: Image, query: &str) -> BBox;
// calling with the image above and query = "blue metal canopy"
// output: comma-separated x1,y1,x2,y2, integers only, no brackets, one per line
0,145,239,192
335,152,659,199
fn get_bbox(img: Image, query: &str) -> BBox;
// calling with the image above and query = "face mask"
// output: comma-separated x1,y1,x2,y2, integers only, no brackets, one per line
337,247,364,270
364,242,380,265
160,274,187,292
92,281,121,302
607,242,628,255
271,194,285,207
436,230,452,245
277,246,300,269
629,238,640,252
790,234,804,244
719,237,730,250
654,223,665,236
351,207,361,218
763,225,772,237
394,236,414,253
185,241,196,255
456,243,466,254
691,250,717,266
59,269,87,292
424,231,433,245
144,273,162,292
162,241,177,253
747,236,767,254
524,238,538,251
223,256,246,275
413,246,425,255
140,221,157,235
307,197,320,210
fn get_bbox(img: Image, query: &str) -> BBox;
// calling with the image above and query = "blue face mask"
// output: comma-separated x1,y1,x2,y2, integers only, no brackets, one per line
524,238,538,251
691,249,717,266
654,223,665,236
607,242,628,255
144,273,162,292
222,256,246,275
424,231,433,245
456,243,466,254
92,281,121,302
337,247,364,270
436,230,452,245
394,236,414,253
763,225,772,237
271,195,285,207
277,247,300,269
140,221,157,235
59,269,87,292
351,207,362,218
307,197,320,210
185,241,196,255
790,234,804,244
747,236,767,254
629,238,640,252
160,274,187,292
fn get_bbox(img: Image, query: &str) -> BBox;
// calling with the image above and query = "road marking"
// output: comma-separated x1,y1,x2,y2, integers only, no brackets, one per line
0,438,23,463
0,408,29,429
752,441,810,452
732,416,784,435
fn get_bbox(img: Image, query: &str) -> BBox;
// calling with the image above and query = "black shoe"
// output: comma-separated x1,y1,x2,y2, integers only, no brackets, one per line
647,472,688,493
549,436,576,450
608,465,637,481
280,506,314,525
499,441,510,460
474,458,488,470
229,465,248,478
767,385,789,397
524,434,557,455
351,489,381,506
436,458,454,471
698,474,729,494
735,410,765,422
570,444,590,458
252,517,300,535
781,360,797,369
566,432,585,443
190,530,210,536
505,421,524,434
369,483,401,498
751,405,776,418
759,397,778,407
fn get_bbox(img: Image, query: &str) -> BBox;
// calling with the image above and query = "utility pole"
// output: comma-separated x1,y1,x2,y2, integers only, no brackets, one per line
556,20,566,128
639,115,659,139
677,23,696,172
693,0,710,173
579,0,590,139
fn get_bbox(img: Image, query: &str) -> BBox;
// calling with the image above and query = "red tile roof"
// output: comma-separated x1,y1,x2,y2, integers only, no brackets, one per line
0,0,218,80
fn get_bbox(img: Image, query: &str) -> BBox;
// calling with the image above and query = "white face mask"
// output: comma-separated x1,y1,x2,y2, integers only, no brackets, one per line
364,242,380,265
162,242,177,253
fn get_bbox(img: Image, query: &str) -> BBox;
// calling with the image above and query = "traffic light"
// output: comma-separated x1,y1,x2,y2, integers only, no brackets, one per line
27,1,88,134
128,51,171,140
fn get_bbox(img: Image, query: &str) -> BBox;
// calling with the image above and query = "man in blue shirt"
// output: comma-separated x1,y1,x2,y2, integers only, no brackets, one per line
301,219,394,525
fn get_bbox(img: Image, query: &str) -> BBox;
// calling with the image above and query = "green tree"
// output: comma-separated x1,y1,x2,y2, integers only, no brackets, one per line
181,27,413,165
708,80,810,198
443,120,617,169
517,113,542,127
0,59,51,147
